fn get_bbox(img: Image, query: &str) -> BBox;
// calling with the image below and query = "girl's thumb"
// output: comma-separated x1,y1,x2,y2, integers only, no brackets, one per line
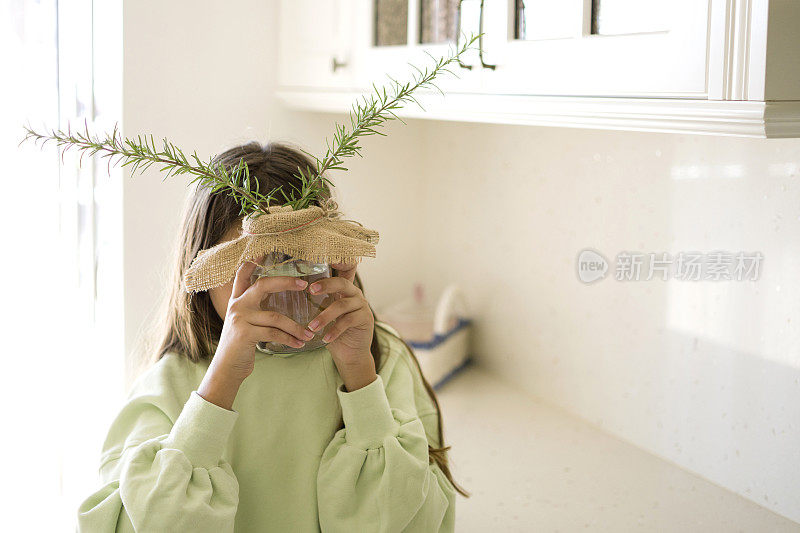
232,258,259,298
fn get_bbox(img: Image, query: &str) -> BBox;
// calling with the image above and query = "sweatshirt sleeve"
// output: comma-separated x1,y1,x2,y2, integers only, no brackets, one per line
316,347,457,532
76,385,240,533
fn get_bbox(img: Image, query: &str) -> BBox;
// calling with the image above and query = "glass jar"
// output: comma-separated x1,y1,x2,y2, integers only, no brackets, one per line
249,252,334,354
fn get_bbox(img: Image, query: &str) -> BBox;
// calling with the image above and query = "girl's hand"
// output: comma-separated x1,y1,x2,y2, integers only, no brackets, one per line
330,262,357,284
198,259,313,409
307,262,377,391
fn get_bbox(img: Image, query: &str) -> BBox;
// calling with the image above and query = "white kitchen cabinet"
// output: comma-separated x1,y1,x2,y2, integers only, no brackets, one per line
276,0,800,137
481,0,709,98
348,0,485,95
277,0,356,89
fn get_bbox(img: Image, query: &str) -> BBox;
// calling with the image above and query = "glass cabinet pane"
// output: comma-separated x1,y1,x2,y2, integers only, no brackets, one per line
375,0,408,46
591,0,669,35
514,0,578,41
419,0,459,44
514,0,524,39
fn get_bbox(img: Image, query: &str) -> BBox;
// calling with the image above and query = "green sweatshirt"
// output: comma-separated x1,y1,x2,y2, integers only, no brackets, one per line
76,321,456,532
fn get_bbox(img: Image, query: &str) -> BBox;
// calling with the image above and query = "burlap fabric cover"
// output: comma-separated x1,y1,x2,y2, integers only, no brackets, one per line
183,198,379,293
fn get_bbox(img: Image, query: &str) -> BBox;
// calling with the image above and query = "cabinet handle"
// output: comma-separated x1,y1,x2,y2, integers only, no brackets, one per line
455,0,473,69
332,57,347,72
478,0,496,70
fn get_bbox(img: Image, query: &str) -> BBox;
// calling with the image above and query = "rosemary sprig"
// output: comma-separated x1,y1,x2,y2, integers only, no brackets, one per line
20,31,482,216
19,121,283,216
289,31,482,210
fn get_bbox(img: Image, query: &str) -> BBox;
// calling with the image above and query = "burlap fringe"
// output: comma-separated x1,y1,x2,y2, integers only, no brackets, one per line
182,199,379,293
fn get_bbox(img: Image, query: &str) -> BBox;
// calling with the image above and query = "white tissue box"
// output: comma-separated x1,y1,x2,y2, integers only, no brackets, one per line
378,284,472,388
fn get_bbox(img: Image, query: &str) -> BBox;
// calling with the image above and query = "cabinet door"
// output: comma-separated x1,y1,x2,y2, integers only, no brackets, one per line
481,0,710,97
278,0,356,89
351,0,485,96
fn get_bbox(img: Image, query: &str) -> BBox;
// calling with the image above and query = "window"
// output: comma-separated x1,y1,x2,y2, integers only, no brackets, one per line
2,0,123,529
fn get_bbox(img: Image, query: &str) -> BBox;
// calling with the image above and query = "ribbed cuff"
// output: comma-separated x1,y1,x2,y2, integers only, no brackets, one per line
337,374,399,449
162,391,239,469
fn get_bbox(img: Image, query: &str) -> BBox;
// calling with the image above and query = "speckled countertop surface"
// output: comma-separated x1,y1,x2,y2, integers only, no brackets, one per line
436,365,800,532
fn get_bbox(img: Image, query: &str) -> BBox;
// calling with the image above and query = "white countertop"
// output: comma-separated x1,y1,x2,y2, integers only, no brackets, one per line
436,365,800,532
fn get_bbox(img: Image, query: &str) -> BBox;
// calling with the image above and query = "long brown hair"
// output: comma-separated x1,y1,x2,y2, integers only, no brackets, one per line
143,140,469,498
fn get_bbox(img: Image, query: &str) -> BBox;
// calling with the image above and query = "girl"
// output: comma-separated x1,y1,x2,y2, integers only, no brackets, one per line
76,141,468,532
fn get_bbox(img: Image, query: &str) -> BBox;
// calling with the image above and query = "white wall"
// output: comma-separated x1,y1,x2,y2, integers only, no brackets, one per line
408,121,800,522
121,0,284,381
119,0,800,524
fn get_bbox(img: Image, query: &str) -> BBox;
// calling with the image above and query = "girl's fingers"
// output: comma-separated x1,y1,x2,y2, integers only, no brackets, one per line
248,309,313,343
238,274,309,309
319,310,363,343
307,276,361,299
231,258,260,300
330,262,357,283
307,296,364,333
251,325,308,349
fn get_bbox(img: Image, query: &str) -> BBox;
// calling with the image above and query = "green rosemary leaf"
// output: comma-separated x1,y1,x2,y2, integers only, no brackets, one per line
21,32,481,219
